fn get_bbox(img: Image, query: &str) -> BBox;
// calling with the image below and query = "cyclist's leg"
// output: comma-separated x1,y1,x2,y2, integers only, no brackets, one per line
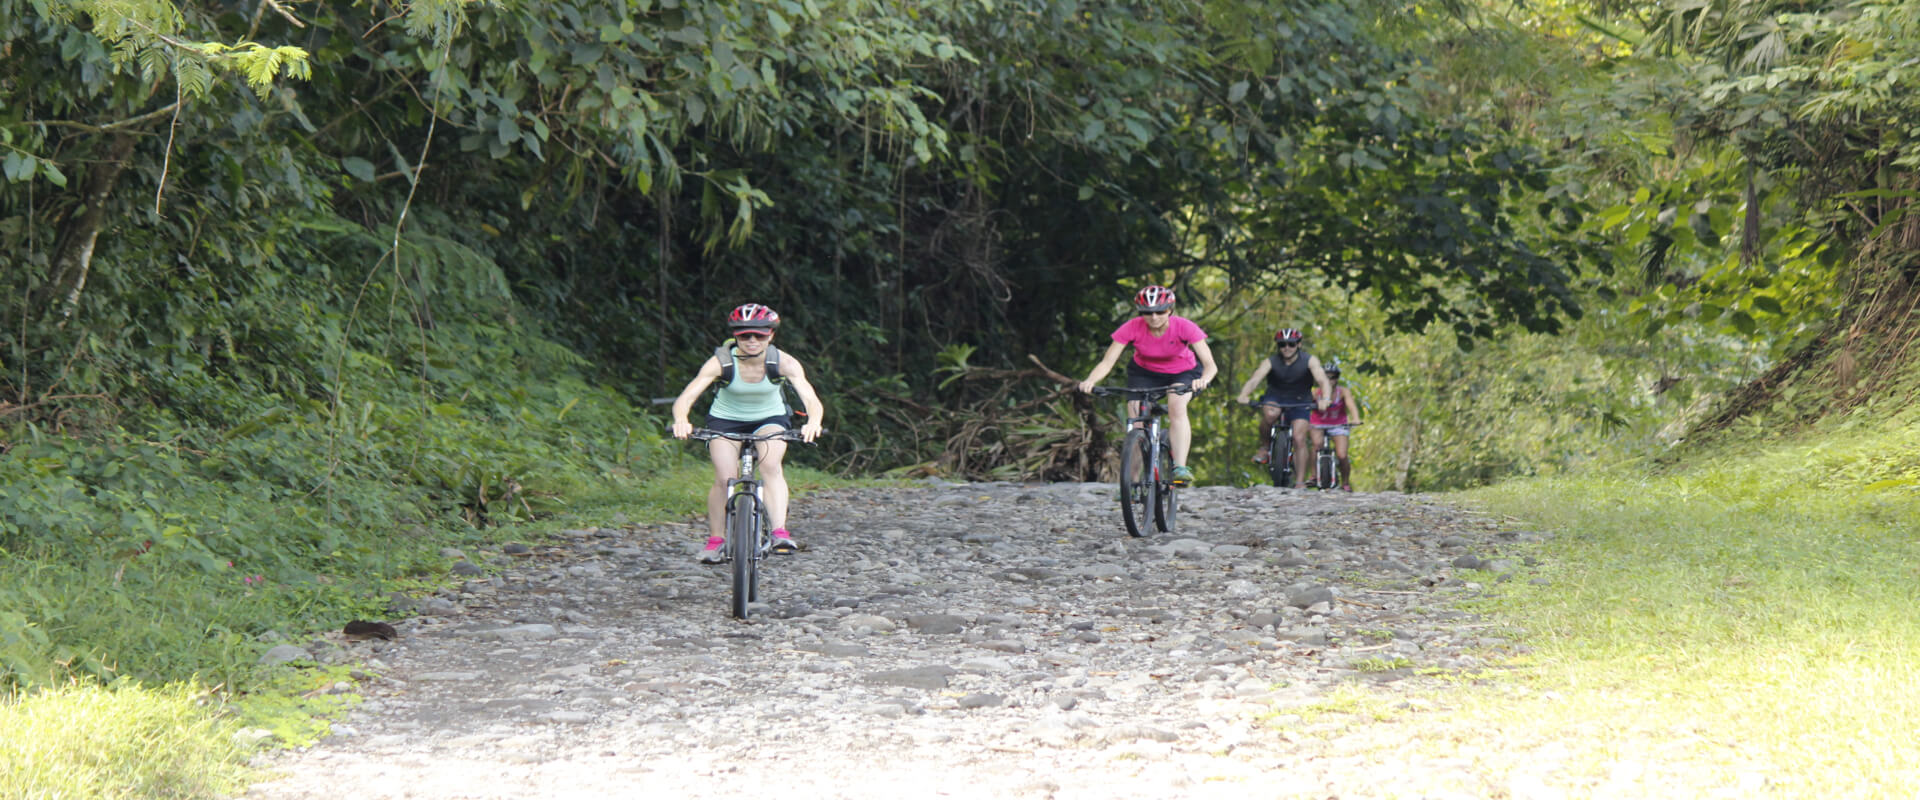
1332,432,1352,487
1155,364,1202,467
754,425,792,531
706,438,742,539
1167,390,1193,466
1309,426,1327,482
1289,416,1313,488
1256,401,1282,455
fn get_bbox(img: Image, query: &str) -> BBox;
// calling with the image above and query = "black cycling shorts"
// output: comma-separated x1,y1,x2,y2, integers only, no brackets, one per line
705,415,791,435
1258,392,1314,424
1125,361,1202,390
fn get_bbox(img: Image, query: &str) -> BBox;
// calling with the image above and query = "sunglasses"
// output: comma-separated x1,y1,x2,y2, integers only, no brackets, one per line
1279,341,1300,347
735,332,770,341
1138,309,1171,317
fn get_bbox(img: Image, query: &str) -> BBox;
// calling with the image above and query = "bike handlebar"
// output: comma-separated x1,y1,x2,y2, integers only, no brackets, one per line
684,428,816,443
1091,385,1195,399
1241,400,1312,409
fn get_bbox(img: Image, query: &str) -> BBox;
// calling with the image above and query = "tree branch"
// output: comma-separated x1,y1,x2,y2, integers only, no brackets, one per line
24,102,182,134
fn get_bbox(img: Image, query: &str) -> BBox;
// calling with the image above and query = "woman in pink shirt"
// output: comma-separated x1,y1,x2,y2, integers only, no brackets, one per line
1308,365,1362,492
1076,285,1219,486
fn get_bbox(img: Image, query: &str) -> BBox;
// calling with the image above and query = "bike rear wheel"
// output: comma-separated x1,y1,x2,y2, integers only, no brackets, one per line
1154,438,1177,533
728,493,758,619
1118,429,1153,538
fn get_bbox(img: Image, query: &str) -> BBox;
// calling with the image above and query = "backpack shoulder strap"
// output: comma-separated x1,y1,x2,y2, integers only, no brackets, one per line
713,343,735,386
713,342,787,388
763,344,783,382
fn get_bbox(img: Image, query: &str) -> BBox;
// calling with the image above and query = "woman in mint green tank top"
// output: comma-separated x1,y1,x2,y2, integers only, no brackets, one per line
670,304,826,563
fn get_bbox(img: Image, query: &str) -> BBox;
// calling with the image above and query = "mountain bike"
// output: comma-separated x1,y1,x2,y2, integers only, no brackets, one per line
687,428,811,619
1309,420,1363,490
1246,401,1313,488
1093,385,1192,537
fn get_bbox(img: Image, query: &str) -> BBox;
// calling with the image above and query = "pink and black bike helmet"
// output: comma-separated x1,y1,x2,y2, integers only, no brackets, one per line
1133,285,1175,313
1275,328,1303,344
728,303,780,336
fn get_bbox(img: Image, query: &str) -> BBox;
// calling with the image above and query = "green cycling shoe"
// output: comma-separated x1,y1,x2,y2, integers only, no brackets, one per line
1169,465,1195,487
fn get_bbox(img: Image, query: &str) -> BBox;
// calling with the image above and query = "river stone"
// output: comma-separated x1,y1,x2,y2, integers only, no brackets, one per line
470,623,559,641
258,645,311,666
906,614,969,634
861,665,958,689
1287,586,1335,608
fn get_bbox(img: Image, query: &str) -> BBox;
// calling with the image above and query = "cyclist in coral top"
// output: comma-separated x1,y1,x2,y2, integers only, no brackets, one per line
1309,365,1362,492
1076,285,1219,487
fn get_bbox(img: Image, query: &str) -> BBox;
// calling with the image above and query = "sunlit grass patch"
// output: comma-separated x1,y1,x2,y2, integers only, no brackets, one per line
1434,418,1920,796
0,681,253,800
1281,683,1406,724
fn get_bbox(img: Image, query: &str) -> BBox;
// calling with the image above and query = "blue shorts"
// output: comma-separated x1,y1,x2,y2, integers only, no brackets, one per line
705,415,791,435
1258,393,1313,424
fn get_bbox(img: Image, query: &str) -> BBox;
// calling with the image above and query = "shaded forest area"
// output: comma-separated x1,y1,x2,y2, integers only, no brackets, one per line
2,0,1585,479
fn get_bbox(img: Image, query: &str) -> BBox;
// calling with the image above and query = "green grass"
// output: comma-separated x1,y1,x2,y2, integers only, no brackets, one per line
0,681,254,800
0,454,868,800
1408,415,1920,796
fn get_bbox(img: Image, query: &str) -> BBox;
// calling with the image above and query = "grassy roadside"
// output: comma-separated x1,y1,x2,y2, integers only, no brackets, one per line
1295,417,1920,797
0,459,856,799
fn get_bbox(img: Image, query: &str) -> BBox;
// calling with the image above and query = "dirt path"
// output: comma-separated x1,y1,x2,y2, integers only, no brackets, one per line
237,482,1541,799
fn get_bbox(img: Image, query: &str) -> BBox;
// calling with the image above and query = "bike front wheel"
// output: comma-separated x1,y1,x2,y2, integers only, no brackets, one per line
1315,445,1337,490
1154,438,1177,533
1267,430,1291,488
1118,428,1153,538
727,494,759,619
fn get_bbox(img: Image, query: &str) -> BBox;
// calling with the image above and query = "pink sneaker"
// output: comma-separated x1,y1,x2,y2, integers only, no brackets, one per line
1251,451,1269,464
698,536,726,564
770,528,798,555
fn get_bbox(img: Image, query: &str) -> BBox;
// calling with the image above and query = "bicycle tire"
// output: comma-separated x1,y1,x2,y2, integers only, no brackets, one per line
1315,444,1337,490
1267,429,1291,488
751,503,771,603
1118,429,1153,538
728,493,758,619
1154,437,1177,533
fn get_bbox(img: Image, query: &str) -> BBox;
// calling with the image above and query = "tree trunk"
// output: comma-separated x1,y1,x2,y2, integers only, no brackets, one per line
1393,397,1425,492
47,133,137,327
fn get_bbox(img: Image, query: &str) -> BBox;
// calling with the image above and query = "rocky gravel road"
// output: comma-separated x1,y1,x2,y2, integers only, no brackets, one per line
238,482,1544,800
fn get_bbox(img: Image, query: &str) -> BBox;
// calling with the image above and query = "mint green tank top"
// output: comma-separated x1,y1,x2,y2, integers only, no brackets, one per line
709,349,788,421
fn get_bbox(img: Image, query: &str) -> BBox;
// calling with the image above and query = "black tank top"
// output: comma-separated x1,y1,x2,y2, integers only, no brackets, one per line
1265,349,1314,403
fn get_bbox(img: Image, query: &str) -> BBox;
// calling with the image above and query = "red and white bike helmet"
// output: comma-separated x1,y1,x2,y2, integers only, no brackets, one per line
1274,328,1303,344
1133,285,1175,313
728,303,780,336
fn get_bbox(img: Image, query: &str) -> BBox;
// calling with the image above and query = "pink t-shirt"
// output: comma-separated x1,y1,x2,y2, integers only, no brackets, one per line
1310,386,1350,426
1112,315,1206,373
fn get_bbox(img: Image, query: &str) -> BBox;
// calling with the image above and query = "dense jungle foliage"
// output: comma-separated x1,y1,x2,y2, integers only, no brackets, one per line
5,0,1920,761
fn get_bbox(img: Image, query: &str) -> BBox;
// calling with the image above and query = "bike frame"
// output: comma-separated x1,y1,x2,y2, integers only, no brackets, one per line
1095,386,1191,536
1247,400,1313,487
1307,420,1362,490
688,428,807,619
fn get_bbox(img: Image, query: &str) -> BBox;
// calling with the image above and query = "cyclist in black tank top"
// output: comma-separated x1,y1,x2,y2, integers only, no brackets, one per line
1234,328,1332,488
